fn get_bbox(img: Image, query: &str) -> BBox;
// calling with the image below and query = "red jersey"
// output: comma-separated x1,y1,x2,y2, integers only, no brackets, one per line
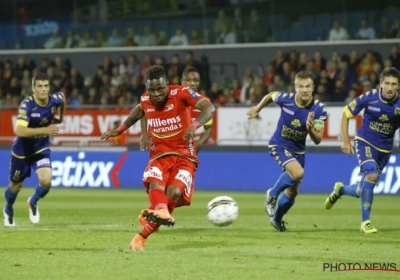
140,85,207,163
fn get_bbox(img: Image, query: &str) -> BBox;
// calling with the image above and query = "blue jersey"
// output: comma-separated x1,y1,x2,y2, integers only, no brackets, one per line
12,92,64,158
343,89,400,153
269,91,327,153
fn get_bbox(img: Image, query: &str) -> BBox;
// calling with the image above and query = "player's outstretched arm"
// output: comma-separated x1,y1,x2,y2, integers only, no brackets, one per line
194,99,216,128
196,122,213,152
184,99,215,142
306,112,324,145
16,124,59,138
341,97,365,155
100,104,144,140
341,112,354,155
247,91,280,118
139,117,149,151
59,92,66,123
52,92,66,124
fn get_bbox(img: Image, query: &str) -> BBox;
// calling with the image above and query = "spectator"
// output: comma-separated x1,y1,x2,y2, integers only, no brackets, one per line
139,26,156,46
232,7,247,43
356,20,376,40
78,31,96,48
94,31,106,47
389,45,400,69
214,10,231,34
169,29,189,46
124,28,140,46
391,20,400,38
216,24,236,44
64,30,79,48
190,30,202,45
107,29,124,47
328,20,350,41
156,31,169,46
378,18,393,39
43,31,63,49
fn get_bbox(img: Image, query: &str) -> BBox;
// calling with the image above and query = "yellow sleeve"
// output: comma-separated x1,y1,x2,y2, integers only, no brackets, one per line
343,106,355,119
16,120,28,127
271,92,279,102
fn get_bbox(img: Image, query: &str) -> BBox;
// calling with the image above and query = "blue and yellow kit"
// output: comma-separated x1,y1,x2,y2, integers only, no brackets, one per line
268,91,327,168
9,92,63,183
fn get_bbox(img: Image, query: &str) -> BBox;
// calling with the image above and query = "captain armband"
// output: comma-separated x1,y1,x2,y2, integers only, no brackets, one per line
313,119,325,128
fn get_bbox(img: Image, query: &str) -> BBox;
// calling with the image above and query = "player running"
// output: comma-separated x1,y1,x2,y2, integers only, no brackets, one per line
247,71,327,232
4,73,66,227
138,66,213,230
101,66,215,250
324,67,400,234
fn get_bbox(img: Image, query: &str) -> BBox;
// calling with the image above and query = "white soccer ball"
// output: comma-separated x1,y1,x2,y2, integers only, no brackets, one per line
207,196,239,227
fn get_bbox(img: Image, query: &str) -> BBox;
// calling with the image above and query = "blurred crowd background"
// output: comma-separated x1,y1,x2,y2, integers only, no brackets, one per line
0,0,399,108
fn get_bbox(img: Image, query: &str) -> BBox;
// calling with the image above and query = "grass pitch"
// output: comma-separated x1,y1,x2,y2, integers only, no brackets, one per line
0,188,399,280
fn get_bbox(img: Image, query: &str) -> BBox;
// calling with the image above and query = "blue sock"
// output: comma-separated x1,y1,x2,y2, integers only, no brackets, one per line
5,187,18,215
273,192,295,222
360,179,376,222
270,172,296,197
29,185,50,205
339,183,359,198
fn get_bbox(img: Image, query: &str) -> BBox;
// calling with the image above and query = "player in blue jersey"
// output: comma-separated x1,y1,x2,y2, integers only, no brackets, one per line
247,71,327,232
324,67,400,234
4,73,66,227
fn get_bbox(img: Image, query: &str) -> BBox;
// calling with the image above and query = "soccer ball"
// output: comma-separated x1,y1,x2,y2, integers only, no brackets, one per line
207,196,239,227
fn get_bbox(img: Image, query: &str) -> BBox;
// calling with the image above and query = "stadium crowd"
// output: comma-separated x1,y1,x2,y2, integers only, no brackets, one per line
42,9,400,49
0,45,399,108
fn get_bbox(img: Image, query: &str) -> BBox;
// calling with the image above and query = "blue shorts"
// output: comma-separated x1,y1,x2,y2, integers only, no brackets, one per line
355,140,390,174
9,150,52,183
268,145,305,170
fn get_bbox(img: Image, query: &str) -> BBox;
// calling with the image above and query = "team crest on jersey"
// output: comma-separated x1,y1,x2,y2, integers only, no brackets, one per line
379,114,389,121
141,96,149,101
291,119,301,127
164,104,174,112
395,108,400,115
171,89,178,95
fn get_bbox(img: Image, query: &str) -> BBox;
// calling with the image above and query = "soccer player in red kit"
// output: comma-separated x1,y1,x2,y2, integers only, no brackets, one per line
101,66,215,251
138,67,213,231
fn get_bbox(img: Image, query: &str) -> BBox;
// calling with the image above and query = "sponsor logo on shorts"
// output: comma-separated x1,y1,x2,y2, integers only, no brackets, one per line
144,167,163,180
176,169,192,196
36,158,50,167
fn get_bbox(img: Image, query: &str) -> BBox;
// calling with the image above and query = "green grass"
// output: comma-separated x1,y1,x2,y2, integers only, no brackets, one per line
0,188,399,280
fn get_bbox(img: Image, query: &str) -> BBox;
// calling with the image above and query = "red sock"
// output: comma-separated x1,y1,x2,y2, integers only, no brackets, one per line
167,198,178,214
140,222,158,238
149,188,168,210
